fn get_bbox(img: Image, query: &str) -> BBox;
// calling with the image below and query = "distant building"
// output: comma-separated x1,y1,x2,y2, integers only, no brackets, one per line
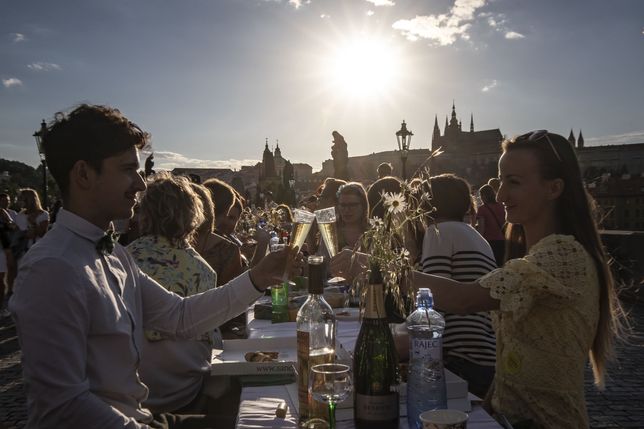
171,167,234,183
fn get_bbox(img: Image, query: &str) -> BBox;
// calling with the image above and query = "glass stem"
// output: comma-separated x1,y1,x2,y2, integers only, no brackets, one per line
328,401,336,429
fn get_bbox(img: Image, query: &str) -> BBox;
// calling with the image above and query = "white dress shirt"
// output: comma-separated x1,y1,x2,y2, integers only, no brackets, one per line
10,208,262,428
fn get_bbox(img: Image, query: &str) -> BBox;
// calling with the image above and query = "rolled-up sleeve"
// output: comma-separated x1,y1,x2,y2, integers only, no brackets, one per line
9,258,145,429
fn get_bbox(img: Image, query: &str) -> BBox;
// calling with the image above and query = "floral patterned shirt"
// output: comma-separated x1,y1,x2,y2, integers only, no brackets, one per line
480,234,599,428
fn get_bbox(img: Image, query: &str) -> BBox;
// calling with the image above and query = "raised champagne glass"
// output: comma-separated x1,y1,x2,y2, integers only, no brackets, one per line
314,207,338,257
291,208,316,251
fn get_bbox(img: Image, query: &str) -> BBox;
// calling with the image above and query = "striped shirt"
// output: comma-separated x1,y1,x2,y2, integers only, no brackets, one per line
421,221,497,367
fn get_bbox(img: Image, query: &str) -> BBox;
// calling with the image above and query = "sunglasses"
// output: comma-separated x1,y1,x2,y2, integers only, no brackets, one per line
518,129,562,162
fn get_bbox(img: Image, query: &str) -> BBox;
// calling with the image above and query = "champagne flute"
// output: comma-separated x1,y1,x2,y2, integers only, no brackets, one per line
308,363,353,429
291,208,316,250
314,207,338,257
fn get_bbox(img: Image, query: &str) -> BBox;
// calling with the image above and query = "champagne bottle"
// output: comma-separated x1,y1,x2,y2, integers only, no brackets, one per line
353,265,400,429
296,256,336,423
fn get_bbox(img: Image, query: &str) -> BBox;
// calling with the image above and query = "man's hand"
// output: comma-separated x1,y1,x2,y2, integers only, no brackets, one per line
248,245,300,291
329,249,368,281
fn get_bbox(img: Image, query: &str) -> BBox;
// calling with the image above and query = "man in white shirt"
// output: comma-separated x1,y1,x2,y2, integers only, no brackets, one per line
9,104,293,429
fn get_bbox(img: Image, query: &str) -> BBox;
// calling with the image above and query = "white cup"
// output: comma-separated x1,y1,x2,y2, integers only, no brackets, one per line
419,409,469,429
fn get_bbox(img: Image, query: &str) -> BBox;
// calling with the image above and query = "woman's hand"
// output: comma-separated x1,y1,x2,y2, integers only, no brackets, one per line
329,249,368,281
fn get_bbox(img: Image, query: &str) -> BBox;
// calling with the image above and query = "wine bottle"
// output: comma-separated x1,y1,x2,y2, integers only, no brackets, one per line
296,256,336,423
353,265,400,429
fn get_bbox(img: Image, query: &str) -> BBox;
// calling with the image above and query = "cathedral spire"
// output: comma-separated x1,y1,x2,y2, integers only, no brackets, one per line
451,100,456,119
568,129,576,146
444,116,449,134
470,113,474,132
432,114,441,151
578,130,584,149
265,137,269,150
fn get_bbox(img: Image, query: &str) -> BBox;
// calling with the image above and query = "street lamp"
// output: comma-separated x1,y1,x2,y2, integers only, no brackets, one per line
395,120,413,180
33,119,48,209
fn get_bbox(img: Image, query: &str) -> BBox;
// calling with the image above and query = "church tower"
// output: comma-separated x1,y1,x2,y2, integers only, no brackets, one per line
578,130,584,149
568,129,576,146
432,115,441,151
261,138,277,178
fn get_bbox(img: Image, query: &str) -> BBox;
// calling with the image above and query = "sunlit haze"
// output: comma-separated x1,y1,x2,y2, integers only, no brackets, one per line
1,0,643,172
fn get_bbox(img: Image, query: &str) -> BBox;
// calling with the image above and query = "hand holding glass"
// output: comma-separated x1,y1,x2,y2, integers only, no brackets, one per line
308,363,352,429
291,209,316,250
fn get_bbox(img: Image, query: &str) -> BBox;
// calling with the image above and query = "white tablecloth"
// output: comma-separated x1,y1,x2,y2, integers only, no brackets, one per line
236,384,501,429
237,309,501,429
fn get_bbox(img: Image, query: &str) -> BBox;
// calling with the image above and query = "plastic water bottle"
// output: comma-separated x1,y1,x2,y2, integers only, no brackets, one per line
406,288,446,429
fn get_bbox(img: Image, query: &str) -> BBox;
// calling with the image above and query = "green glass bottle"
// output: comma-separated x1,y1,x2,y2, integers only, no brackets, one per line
353,264,400,429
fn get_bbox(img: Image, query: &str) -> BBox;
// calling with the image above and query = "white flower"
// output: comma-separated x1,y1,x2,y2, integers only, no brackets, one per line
383,192,407,214
369,216,384,228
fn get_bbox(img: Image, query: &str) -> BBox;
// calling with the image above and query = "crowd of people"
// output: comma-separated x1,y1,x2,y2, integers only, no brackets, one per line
0,103,627,429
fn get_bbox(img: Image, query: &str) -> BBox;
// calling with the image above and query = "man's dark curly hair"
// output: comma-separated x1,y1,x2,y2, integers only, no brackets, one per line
42,104,150,199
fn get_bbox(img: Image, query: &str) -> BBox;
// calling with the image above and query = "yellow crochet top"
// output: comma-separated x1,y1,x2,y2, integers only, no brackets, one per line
480,234,599,429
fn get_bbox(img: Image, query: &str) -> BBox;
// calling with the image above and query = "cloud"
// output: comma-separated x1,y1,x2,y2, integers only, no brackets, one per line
585,130,644,146
481,79,498,92
320,13,329,19
27,62,62,72
505,31,525,39
289,0,303,8
11,33,25,42
367,10,375,16
2,78,23,88
365,0,395,6
148,150,260,171
392,0,486,45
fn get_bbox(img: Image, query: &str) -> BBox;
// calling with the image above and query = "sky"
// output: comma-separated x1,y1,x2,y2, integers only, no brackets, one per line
1,0,643,172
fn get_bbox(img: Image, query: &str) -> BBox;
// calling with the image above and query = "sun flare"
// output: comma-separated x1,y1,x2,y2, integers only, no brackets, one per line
324,36,400,99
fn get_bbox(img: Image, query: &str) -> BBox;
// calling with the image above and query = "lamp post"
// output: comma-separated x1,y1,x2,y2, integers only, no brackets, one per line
395,120,413,181
33,119,48,209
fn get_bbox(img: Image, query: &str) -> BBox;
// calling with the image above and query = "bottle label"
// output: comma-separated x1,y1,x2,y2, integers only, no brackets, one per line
355,393,399,421
297,330,310,419
411,337,442,361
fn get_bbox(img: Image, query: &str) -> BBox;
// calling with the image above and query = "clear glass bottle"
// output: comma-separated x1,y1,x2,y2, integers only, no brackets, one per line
353,265,400,429
406,288,447,429
296,256,336,424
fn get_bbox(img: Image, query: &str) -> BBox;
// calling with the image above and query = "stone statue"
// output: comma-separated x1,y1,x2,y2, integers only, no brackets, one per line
331,130,349,180
144,153,155,177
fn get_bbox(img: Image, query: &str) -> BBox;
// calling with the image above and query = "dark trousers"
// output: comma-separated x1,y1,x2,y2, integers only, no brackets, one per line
445,355,495,399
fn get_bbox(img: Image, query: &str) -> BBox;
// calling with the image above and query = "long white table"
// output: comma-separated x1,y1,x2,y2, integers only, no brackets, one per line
235,308,501,429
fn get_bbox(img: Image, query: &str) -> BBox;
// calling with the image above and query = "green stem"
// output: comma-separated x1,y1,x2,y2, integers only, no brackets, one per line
328,401,336,429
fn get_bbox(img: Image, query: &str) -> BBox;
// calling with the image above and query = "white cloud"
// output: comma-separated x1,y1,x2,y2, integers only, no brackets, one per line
505,31,525,39
365,0,395,6
320,14,329,19
27,62,62,72
2,78,23,88
367,10,375,16
11,33,25,42
392,0,486,45
289,0,303,8
481,79,498,92
148,150,260,171
585,130,644,146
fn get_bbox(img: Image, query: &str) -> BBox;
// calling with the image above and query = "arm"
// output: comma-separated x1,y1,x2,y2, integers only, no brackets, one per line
410,270,499,314
476,216,486,235
139,246,295,338
249,226,270,267
9,258,146,428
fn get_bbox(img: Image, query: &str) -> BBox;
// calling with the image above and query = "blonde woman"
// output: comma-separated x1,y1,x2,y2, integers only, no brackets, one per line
127,172,220,415
16,188,49,250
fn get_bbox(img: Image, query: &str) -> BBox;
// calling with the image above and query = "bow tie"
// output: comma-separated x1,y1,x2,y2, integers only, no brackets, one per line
96,230,120,255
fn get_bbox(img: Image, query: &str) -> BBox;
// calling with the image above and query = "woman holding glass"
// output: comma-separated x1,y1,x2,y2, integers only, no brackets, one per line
331,131,626,428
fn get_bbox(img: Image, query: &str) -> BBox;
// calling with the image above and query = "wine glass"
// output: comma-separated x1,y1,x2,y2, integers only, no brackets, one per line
290,208,316,250
314,207,338,257
308,363,353,429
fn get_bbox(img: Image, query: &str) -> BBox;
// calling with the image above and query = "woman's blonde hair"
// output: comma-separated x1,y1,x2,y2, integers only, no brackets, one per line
19,188,44,212
138,172,205,246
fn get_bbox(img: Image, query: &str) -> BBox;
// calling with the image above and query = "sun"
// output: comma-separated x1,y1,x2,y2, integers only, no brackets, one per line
324,35,400,99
